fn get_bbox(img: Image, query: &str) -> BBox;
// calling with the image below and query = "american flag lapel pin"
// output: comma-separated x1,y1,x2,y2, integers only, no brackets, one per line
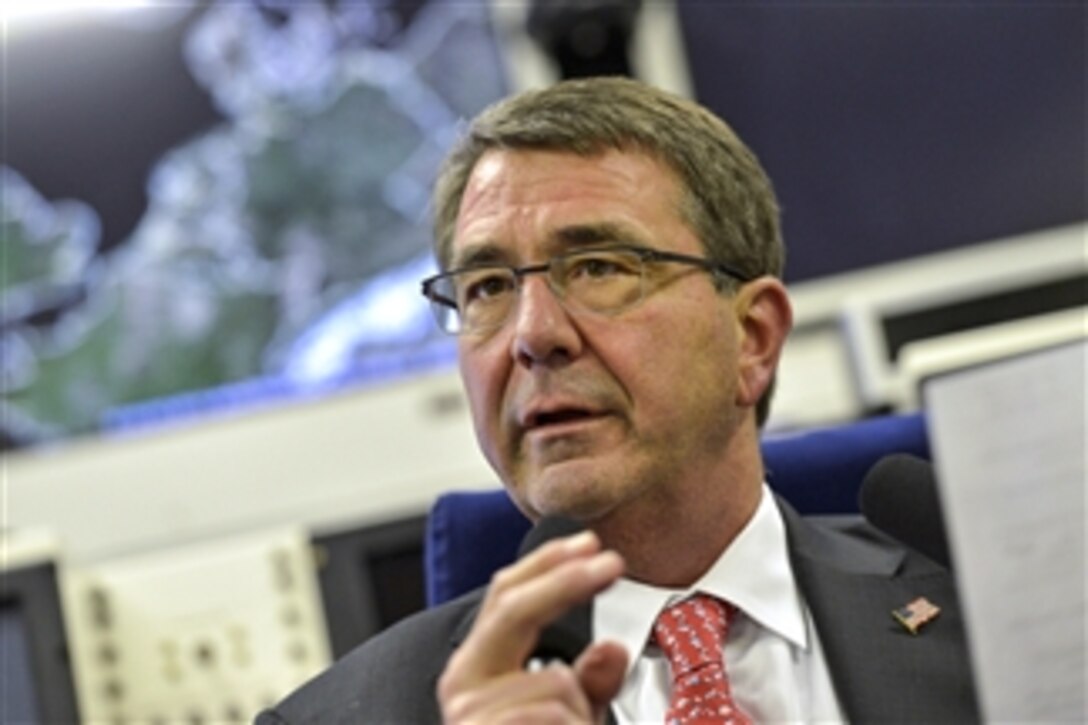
892,596,941,635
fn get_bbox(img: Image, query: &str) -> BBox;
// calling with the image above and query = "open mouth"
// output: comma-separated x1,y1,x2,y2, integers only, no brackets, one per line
533,409,591,426
531,409,596,428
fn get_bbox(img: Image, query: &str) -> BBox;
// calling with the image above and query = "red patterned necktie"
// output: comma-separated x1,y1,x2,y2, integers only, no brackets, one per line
652,594,752,725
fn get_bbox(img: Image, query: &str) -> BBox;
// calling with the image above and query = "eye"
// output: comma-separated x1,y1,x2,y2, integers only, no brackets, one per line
458,269,515,307
566,250,640,281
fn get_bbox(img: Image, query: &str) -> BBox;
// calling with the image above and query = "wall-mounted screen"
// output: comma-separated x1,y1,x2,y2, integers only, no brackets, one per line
2,0,510,450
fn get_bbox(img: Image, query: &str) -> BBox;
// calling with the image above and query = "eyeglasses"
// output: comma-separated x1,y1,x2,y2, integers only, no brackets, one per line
420,245,753,336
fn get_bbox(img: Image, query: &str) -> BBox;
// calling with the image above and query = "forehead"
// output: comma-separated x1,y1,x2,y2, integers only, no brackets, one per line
450,148,693,266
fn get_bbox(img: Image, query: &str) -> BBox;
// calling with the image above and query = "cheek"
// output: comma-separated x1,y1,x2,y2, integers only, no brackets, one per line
458,346,508,451
621,306,738,413
589,320,682,420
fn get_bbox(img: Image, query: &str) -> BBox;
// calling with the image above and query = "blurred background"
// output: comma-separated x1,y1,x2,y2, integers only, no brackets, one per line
2,1,1084,722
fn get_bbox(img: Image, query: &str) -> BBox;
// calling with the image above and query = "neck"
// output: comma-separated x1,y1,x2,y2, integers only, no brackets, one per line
592,424,765,588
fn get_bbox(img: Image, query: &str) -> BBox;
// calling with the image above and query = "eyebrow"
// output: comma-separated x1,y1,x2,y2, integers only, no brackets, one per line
450,221,646,269
448,243,511,270
553,222,639,249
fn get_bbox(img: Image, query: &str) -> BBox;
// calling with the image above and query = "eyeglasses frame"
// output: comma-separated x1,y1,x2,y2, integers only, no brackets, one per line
420,244,755,335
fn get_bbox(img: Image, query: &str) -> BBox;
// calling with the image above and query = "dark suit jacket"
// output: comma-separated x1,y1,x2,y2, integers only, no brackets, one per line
257,499,980,724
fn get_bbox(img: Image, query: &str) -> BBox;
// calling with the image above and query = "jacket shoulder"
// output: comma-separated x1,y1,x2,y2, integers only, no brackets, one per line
779,503,981,722
256,590,483,725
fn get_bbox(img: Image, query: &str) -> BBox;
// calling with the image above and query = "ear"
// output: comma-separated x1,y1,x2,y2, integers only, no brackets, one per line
732,277,793,410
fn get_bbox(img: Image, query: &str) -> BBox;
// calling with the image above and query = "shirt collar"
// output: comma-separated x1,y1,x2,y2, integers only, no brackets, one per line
593,484,809,674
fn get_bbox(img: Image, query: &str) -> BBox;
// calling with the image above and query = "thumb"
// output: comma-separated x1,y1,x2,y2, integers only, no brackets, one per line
574,640,628,723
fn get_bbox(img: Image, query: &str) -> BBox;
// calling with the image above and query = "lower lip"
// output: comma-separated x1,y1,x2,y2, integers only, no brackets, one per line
525,414,610,440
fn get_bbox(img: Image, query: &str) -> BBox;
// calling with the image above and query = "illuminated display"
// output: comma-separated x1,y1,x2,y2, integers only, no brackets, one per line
1,1,508,448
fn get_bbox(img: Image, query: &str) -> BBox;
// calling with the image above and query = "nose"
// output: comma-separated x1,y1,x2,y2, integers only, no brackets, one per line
509,274,582,367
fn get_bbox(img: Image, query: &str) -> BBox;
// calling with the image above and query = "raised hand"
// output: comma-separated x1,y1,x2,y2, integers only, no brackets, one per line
438,530,628,723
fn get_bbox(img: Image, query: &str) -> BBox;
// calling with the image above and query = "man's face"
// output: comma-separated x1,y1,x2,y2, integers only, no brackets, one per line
451,149,751,526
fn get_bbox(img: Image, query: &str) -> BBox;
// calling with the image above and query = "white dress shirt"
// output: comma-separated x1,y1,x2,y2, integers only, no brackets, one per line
594,484,846,723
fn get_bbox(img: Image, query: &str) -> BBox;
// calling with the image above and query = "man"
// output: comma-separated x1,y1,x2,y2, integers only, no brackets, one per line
258,77,979,723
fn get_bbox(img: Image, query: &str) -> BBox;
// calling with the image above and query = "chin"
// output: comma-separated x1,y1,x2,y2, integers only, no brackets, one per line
518,464,623,523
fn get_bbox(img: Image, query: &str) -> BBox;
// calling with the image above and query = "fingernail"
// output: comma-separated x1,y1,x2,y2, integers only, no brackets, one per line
586,551,622,579
564,530,597,552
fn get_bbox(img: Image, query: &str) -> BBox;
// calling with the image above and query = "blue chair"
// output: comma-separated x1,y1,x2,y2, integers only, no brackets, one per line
424,412,929,606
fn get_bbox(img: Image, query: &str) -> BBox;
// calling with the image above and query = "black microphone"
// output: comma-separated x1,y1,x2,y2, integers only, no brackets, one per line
517,516,593,664
859,454,952,569
517,515,587,557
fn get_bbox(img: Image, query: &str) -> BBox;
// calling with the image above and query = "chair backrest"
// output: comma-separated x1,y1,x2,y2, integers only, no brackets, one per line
424,412,928,606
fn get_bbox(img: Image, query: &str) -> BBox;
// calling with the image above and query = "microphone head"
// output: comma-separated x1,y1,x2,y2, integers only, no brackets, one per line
859,454,951,569
518,515,586,557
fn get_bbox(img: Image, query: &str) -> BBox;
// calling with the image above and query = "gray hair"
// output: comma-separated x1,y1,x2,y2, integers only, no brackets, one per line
432,76,784,282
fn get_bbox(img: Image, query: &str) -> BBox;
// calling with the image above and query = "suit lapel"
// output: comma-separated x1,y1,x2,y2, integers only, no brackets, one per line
780,499,980,723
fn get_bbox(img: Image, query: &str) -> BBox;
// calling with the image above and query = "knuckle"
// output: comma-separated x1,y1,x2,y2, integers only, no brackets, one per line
490,585,521,614
492,701,577,725
489,565,518,590
542,663,580,693
436,649,473,705
440,692,475,723
436,666,458,702
488,588,531,629
520,702,578,725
